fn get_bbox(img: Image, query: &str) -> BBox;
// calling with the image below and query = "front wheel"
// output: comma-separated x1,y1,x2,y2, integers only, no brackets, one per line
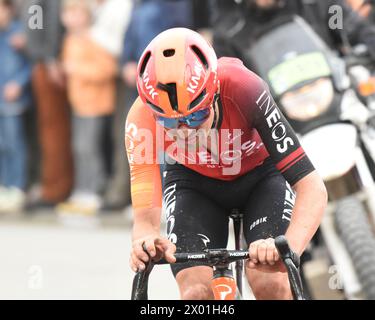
335,196,375,299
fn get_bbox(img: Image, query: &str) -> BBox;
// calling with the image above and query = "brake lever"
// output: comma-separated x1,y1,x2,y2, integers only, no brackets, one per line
130,243,156,300
275,236,300,268
131,259,154,300
275,235,305,300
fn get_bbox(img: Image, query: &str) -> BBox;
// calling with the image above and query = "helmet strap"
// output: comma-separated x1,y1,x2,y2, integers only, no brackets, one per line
211,93,220,129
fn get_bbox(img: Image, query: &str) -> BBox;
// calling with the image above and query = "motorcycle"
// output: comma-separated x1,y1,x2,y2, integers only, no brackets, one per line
247,15,375,299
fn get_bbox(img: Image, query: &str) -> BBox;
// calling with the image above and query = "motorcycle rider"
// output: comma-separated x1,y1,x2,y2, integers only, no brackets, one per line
213,0,375,62
346,0,375,23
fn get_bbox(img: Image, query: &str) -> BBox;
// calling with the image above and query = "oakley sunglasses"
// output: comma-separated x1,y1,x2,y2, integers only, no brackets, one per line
155,107,211,129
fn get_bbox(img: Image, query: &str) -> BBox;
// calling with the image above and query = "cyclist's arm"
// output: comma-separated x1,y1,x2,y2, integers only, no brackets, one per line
285,171,327,255
251,81,327,255
125,99,176,270
129,164,163,241
128,161,173,270
132,207,161,241
227,65,328,256
125,98,163,226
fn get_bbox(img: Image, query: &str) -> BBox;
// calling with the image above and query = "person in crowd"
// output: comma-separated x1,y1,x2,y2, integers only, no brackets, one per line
212,0,375,61
57,0,117,216
347,0,375,22
91,0,133,211
20,0,73,210
0,0,31,213
191,0,214,43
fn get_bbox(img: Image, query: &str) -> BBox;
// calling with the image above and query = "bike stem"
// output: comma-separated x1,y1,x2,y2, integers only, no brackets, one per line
231,209,244,297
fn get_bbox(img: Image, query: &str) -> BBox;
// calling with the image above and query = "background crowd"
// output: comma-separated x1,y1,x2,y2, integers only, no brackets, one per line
0,0,374,218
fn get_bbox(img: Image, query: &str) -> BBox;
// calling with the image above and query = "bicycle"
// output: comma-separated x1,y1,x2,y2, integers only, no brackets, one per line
131,211,306,300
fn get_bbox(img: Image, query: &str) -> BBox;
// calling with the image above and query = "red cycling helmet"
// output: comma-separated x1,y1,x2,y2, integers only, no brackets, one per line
136,27,218,119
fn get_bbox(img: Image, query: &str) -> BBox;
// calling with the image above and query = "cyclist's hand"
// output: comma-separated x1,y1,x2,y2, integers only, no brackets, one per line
247,238,286,273
130,235,176,272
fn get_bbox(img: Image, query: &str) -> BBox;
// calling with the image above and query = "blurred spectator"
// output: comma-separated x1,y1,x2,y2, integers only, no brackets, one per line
90,0,132,57
90,0,133,211
106,0,194,210
0,0,31,213
192,0,214,43
20,0,73,210
347,0,375,22
57,0,117,216
121,0,193,89
212,0,375,62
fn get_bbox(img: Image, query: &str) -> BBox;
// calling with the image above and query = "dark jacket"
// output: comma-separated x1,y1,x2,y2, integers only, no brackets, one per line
121,0,193,66
213,0,375,60
20,0,64,63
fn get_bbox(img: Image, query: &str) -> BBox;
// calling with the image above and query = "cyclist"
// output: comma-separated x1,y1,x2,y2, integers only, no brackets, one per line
126,27,327,300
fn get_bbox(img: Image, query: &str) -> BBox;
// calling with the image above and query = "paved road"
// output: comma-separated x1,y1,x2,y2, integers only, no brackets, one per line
0,220,182,300
0,209,342,300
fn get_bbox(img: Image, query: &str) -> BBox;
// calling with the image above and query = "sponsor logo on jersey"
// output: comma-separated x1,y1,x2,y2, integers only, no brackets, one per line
249,216,268,231
128,123,264,177
125,122,138,181
282,182,296,222
256,90,295,153
164,184,178,244
225,131,244,145
197,234,211,248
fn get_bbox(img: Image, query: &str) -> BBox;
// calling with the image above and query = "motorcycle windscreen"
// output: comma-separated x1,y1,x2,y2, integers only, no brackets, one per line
247,16,333,97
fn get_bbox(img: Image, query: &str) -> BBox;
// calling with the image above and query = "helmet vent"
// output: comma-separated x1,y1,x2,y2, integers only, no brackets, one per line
189,89,207,111
147,100,165,114
157,82,178,111
139,51,151,77
191,45,209,69
163,49,175,57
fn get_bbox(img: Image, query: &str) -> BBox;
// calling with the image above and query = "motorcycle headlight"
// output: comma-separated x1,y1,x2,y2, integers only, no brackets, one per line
358,77,375,97
280,78,334,121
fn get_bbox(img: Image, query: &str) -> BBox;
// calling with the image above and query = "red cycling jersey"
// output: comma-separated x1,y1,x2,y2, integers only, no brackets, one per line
125,57,314,209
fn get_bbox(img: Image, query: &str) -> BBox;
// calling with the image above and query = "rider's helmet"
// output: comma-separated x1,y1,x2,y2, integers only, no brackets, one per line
136,28,218,120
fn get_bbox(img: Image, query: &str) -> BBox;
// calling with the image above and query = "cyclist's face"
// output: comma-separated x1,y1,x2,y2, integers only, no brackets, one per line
164,106,215,145
164,105,214,145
